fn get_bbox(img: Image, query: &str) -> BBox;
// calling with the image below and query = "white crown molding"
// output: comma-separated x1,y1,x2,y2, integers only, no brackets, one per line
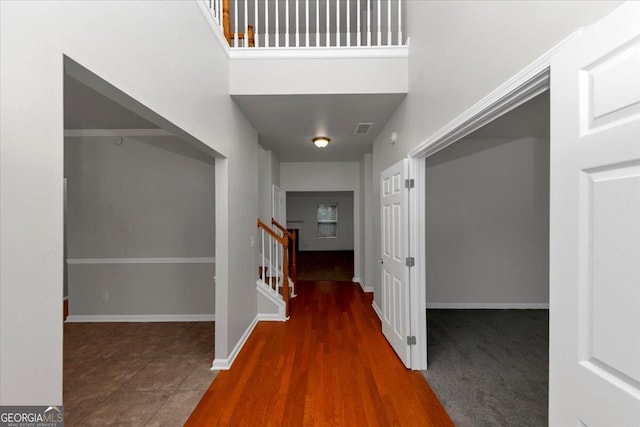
64,129,173,138
371,301,383,321
211,315,259,370
426,303,549,310
66,257,215,265
65,314,215,322
408,28,584,159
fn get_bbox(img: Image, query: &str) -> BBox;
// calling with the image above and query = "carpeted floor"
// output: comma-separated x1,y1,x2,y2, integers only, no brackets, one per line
296,250,354,281
423,309,549,427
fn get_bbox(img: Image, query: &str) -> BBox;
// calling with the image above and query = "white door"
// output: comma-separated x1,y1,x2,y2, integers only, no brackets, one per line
380,159,411,367
549,3,640,425
272,184,283,224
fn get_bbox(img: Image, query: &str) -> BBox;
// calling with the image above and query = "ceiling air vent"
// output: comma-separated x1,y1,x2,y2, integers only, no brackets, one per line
354,122,373,135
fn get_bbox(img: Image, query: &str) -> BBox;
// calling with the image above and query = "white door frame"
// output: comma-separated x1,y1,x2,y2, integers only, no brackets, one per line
405,30,583,370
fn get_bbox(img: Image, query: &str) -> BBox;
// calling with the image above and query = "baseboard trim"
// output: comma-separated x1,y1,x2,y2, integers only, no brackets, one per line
211,315,259,371
358,280,373,293
372,301,383,321
65,314,215,322
256,313,287,322
352,277,360,283
426,303,549,309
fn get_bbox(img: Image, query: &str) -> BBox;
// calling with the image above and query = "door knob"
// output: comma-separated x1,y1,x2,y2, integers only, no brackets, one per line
377,259,384,264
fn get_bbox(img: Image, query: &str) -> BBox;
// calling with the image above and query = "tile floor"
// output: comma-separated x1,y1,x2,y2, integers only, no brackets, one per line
64,322,217,426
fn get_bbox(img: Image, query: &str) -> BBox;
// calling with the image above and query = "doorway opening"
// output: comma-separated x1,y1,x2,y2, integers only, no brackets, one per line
423,91,550,426
286,191,355,282
63,61,218,425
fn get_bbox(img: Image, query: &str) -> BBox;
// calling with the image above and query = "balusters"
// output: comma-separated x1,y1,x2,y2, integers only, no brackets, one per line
357,0,361,47
275,0,279,47
346,0,350,47
397,0,402,46
207,0,406,49
295,0,300,47
305,0,310,47
326,0,330,47
254,0,259,47
387,0,391,46
336,0,340,48
376,0,381,46
367,0,371,46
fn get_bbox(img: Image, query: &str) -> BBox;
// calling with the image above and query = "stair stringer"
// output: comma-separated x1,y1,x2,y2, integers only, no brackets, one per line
256,280,287,321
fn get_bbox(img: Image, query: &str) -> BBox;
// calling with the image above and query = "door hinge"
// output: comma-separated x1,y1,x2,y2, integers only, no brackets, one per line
405,178,415,189
405,257,415,267
407,336,416,345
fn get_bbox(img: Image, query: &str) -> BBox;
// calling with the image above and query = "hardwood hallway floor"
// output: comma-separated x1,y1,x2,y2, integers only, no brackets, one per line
186,281,452,426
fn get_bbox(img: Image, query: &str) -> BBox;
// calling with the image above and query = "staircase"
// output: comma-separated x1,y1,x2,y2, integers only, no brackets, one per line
256,218,297,320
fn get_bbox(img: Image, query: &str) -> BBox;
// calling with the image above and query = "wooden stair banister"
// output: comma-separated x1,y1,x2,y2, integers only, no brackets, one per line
257,218,290,318
271,218,297,290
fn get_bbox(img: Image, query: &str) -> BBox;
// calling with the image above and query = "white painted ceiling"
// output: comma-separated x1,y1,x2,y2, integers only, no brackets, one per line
232,93,406,161
64,73,548,164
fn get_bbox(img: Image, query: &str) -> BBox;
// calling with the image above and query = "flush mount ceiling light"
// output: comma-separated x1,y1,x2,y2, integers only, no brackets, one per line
312,136,330,148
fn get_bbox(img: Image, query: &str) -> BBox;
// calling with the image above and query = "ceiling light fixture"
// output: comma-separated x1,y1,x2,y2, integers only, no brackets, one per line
312,136,330,148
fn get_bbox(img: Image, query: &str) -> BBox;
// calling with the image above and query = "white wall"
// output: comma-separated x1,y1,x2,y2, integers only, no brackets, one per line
0,1,258,404
426,136,550,305
286,192,354,251
65,135,215,317
370,0,622,308
280,162,361,279
258,146,281,223
362,153,374,290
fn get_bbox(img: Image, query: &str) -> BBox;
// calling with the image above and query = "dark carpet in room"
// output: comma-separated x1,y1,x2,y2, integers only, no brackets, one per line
423,309,548,427
296,250,354,281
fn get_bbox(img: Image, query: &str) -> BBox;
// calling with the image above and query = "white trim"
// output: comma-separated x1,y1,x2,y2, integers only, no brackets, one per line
352,276,360,283
371,301,383,321
228,46,409,60
256,280,286,321
64,129,173,137
63,296,69,301
408,157,427,370
211,315,259,370
66,257,215,265
426,303,549,309
407,29,582,160
196,0,231,59
256,313,288,321
407,30,584,372
357,279,374,293
65,314,215,322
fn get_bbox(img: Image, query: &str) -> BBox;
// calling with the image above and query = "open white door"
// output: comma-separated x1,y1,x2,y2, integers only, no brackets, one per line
380,159,411,367
272,184,283,224
550,3,640,425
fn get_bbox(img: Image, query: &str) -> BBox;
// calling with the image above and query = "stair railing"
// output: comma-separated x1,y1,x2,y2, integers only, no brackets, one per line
257,218,290,317
271,218,297,296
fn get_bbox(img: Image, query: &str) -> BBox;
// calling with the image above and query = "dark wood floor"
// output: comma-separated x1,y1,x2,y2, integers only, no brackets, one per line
186,281,452,426
296,250,354,281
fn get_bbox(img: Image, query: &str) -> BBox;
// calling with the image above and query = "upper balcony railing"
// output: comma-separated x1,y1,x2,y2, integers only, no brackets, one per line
203,0,405,49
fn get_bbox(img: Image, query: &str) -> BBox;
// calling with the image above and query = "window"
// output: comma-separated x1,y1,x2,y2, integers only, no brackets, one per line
317,204,338,238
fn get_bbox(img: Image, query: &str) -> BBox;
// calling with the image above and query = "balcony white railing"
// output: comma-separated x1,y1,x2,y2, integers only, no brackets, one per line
203,0,405,49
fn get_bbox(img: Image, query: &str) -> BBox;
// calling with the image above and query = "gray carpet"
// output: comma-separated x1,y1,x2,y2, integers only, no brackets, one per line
423,309,548,427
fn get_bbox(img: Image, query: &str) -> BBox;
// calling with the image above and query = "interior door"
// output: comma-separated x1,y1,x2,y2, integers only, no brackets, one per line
380,159,411,367
272,184,283,224
549,3,640,425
